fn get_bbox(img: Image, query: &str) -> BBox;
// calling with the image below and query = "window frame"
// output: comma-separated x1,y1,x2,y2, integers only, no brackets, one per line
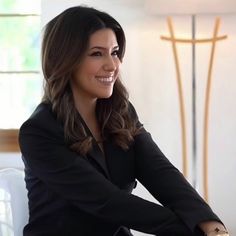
0,129,19,152
0,12,40,152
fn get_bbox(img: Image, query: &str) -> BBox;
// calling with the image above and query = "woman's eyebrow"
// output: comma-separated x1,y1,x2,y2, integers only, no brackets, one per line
89,45,119,50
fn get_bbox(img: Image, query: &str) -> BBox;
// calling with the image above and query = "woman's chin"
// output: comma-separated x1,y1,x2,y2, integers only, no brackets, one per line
97,90,114,99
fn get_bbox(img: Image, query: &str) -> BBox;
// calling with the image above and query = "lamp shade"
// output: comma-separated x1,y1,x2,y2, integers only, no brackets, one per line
145,0,236,15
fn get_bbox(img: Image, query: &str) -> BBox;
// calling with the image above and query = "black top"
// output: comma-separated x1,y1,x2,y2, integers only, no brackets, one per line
19,102,220,236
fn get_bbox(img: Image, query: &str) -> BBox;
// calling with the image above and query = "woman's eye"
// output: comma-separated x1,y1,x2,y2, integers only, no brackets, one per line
112,50,119,57
90,51,102,57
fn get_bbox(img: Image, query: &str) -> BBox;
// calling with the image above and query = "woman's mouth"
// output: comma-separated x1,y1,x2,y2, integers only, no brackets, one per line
96,76,114,84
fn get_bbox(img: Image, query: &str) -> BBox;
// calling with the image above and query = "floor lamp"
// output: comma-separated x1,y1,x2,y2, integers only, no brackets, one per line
145,0,232,202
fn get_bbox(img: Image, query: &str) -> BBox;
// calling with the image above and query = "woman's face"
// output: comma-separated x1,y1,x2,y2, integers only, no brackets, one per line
71,28,120,101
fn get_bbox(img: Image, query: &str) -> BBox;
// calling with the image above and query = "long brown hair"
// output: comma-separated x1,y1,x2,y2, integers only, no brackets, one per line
41,6,141,155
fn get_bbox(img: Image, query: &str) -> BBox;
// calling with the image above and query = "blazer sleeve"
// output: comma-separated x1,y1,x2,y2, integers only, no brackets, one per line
19,112,197,236
133,129,221,233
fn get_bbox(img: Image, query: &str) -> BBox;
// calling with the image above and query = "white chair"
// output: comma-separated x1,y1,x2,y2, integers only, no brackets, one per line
0,168,28,236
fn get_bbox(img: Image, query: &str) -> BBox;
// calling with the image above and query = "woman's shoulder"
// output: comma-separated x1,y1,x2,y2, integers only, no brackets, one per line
19,102,64,139
21,102,54,125
29,102,55,121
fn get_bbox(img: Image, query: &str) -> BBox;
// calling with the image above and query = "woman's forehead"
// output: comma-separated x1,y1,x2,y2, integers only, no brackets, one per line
88,28,118,48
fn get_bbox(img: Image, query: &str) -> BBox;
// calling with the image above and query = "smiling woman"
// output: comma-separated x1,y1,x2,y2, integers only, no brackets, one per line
18,5,228,236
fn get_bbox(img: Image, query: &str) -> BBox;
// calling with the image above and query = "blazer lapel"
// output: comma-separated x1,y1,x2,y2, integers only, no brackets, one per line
77,111,111,179
88,141,111,179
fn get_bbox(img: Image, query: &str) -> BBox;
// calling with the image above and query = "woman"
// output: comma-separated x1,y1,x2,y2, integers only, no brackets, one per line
19,6,229,236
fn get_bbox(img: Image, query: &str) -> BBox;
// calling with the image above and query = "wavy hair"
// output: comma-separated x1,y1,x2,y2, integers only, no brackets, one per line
41,6,141,155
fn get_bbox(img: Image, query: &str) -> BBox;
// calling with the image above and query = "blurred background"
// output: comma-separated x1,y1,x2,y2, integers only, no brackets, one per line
0,0,235,235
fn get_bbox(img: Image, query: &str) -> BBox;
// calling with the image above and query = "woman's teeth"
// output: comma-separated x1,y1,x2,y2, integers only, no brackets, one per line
96,77,113,82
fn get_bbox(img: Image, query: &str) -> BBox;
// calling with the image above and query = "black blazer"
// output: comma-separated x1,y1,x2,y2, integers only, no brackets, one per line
19,102,220,236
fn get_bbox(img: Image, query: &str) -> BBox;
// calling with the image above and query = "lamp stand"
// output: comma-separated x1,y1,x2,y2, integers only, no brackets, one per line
161,16,227,202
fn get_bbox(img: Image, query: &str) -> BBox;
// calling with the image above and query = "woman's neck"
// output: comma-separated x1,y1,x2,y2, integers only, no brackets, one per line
74,95,101,139
74,97,97,123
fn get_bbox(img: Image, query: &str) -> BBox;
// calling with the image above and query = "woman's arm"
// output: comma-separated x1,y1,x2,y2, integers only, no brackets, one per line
133,129,222,234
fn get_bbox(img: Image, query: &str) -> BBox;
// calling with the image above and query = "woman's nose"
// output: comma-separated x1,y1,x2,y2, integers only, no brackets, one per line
103,56,117,71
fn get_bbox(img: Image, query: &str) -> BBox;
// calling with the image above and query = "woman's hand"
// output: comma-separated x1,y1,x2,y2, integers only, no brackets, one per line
207,229,229,236
198,221,229,236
